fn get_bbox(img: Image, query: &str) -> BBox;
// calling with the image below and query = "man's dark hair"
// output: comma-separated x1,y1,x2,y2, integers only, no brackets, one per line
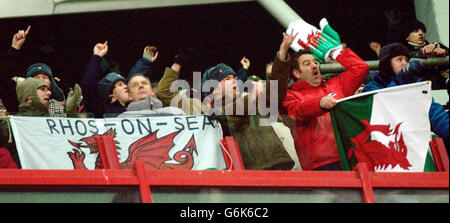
402,19,427,42
290,49,312,81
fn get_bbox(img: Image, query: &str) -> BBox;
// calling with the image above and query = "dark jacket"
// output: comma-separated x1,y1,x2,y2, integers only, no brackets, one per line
0,48,22,113
365,43,449,141
404,41,449,90
81,55,153,118
364,62,449,141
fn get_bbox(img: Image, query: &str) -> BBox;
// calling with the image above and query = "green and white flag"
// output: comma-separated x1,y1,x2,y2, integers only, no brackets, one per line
330,81,437,172
10,115,226,170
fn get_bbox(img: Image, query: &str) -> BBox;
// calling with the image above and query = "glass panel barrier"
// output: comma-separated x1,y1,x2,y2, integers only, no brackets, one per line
373,189,449,203
150,187,364,203
0,186,140,203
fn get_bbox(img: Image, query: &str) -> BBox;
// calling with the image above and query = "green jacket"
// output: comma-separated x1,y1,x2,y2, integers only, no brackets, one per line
0,79,82,168
156,54,294,170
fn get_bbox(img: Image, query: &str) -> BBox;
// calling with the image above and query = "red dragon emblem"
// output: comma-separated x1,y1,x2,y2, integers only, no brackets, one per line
67,129,117,169
347,119,412,171
298,30,325,50
67,129,198,170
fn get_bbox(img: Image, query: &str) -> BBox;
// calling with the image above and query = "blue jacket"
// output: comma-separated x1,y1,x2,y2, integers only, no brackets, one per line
364,63,449,140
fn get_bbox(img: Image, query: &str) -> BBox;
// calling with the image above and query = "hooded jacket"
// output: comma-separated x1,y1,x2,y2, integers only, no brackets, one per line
0,78,50,168
364,43,449,141
282,48,369,170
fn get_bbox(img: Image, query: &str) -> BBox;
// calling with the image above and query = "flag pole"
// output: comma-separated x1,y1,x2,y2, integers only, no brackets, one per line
336,81,432,103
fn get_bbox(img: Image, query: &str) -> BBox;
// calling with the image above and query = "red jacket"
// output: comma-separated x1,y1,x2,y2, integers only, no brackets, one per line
282,49,369,170
0,147,17,169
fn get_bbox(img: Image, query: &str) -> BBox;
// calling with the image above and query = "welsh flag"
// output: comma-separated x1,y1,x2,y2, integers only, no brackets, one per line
330,81,438,172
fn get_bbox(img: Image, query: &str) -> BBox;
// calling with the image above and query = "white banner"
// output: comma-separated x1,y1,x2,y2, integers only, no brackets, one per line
10,115,226,170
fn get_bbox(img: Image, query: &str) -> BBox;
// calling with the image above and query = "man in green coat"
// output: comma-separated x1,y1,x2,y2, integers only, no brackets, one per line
156,37,298,170
0,78,81,168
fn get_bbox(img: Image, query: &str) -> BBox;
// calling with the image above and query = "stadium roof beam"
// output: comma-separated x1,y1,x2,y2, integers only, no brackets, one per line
0,0,252,18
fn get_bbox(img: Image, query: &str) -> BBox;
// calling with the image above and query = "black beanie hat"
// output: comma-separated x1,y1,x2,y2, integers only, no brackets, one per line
378,43,410,79
401,19,426,41
98,72,126,104
26,63,65,102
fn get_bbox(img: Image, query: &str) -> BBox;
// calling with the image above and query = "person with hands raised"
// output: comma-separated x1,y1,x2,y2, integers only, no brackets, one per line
268,30,297,106
1,26,32,113
240,57,250,70
279,18,369,171
81,41,131,118
156,43,295,170
127,45,159,83
2,25,66,117
236,56,251,81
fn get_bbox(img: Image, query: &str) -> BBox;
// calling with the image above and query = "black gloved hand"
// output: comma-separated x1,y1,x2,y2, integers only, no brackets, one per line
173,45,200,67
394,60,423,85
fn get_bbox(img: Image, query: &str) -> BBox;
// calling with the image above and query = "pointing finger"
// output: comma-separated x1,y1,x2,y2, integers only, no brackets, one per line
25,25,31,35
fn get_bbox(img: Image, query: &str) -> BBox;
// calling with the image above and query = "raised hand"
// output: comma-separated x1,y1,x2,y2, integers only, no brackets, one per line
65,84,82,114
369,42,381,56
11,25,31,50
93,41,108,57
279,31,298,60
143,45,158,62
240,57,250,69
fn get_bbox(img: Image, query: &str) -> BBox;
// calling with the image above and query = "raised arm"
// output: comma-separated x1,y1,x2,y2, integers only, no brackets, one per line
266,31,297,107
157,46,196,106
0,26,31,112
236,57,250,81
333,48,370,97
128,45,158,80
80,41,108,117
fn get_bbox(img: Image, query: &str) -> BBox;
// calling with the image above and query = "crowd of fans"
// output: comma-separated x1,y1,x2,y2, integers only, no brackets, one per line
0,13,448,171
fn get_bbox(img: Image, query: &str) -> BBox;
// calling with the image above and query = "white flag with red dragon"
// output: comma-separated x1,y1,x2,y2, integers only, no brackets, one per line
330,82,438,172
9,115,226,170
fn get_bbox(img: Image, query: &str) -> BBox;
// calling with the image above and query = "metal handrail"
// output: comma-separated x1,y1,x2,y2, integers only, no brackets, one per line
320,56,449,74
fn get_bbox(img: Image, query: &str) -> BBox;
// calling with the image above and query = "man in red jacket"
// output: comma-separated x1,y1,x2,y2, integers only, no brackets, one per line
281,18,369,170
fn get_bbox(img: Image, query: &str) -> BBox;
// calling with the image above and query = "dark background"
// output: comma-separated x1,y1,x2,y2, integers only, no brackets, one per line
0,0,416,93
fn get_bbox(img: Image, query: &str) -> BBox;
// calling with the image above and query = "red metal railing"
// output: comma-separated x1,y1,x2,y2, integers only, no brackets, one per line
0,136,448,203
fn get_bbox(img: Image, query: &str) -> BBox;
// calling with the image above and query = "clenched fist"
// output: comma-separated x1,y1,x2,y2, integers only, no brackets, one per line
320,95,337,109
